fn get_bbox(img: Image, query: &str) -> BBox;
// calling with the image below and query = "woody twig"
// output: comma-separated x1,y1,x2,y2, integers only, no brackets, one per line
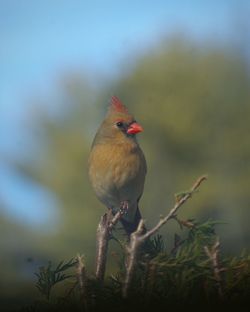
122,175,207,298
95,209,124,281
204,238,224,300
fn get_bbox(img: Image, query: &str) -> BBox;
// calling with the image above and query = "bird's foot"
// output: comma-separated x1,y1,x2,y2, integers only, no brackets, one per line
107,202,129,232
119,201,129,216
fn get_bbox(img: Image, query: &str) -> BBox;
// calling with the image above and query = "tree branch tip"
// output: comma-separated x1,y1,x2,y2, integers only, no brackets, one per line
136,219,145,234
199,175,208,183
76,254,85,263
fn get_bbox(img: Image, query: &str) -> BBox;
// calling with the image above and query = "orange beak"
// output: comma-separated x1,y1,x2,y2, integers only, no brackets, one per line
127,122,143,135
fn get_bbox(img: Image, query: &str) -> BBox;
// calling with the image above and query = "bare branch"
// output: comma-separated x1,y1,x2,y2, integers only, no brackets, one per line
122,175,207,298
204,238,224,300
95,211,112,281
95,209,124,281
76,254,88,311
142,175,207,240
122,219,146,298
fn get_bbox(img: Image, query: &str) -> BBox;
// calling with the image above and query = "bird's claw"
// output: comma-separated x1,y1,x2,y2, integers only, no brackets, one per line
119,201,129,216
107,201,129,233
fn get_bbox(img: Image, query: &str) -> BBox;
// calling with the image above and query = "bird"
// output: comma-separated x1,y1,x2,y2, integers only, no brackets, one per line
88,96,147,236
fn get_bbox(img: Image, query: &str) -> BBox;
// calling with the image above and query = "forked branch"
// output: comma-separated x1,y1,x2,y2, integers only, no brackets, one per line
123,175,207,298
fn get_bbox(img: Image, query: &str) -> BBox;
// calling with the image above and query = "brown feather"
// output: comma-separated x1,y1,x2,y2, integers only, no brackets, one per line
88,97,147,235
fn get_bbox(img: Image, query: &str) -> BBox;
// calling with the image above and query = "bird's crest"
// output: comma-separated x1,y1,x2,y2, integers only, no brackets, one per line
109,96,128,114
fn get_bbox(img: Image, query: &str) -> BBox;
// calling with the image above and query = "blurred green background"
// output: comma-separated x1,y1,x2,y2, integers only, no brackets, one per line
1,0,250,309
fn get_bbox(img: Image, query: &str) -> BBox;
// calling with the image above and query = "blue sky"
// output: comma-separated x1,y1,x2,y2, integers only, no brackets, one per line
0,0,248,228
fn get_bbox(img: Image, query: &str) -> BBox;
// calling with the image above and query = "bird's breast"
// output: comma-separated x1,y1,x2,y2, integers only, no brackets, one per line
88,141,146,207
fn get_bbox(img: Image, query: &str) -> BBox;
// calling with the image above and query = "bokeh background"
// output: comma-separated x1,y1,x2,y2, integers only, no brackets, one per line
1,0,250,309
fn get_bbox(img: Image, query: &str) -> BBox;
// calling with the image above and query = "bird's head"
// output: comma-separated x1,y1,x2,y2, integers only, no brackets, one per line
107,95,143,134
92,96,143,146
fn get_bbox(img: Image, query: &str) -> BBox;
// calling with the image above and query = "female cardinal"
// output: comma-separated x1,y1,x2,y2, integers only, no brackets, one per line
88,96,147,235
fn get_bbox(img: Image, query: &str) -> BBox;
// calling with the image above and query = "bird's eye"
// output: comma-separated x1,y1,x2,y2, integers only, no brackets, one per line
116,121,124,128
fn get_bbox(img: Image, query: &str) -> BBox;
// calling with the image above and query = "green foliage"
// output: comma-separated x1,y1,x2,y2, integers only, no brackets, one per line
35,258,77,300
28,219,250,311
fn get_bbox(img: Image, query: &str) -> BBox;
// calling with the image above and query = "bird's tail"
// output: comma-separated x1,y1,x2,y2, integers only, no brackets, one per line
120,207,146,236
